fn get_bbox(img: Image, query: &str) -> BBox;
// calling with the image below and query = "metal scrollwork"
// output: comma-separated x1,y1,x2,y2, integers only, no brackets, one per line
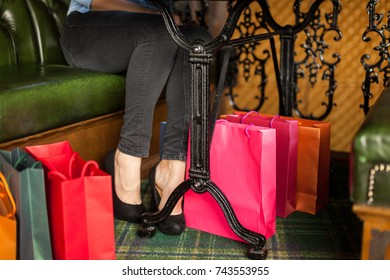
293,0,342,120
226,2,271,112
361,0,390,115
224,0,341,118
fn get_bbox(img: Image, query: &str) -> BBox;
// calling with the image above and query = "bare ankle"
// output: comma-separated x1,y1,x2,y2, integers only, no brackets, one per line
114,149,142,204
155,160,186,214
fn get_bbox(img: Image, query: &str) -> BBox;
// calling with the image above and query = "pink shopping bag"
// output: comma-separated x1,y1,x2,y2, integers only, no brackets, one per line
224,112,298,218
237,113,331,214
184,121,276,242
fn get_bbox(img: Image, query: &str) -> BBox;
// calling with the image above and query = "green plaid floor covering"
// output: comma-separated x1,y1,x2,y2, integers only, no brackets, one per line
114,177,362,260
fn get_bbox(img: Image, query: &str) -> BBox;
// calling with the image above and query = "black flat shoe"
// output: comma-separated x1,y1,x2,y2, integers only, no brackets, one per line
104,149,146,223
148,163,186,235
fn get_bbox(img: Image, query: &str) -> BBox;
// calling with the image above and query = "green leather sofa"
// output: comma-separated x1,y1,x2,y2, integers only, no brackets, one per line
350,85,390,260
350,86,390,206
0,0,166,171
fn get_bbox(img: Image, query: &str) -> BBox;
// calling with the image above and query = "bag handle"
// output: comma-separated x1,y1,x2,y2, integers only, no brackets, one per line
68,152,80,179
216,119,253,138
13,153,28,170
80,160,99,177
0,172,16,218
69,153,99,178
47,158,99,181
47,170,68,181
269,115,280,128
45,152,79,181
13,152,42,170
245,124,254,138
241,111,280,129
241,111,260,124
216,119,228,123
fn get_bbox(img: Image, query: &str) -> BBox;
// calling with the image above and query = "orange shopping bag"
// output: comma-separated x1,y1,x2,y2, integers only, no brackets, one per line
0,172,17,260
279,116,331,214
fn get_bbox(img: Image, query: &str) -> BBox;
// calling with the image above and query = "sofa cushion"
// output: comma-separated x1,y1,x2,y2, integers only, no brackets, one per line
0,65,125,142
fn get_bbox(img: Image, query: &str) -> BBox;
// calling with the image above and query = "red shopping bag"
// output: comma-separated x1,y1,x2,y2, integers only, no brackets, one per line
184,121,276,242
223,112,298,218
25,141,116,260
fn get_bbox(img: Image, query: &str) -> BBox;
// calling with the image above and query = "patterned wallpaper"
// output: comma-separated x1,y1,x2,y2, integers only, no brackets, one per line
217,0,390,152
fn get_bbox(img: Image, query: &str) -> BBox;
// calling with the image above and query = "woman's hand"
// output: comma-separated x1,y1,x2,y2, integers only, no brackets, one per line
91,0,159,14
91,0,182,26
172,13,182,26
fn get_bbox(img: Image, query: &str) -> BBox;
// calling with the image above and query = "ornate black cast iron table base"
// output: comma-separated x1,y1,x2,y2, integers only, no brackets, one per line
138,0,326,260
138,178,267,260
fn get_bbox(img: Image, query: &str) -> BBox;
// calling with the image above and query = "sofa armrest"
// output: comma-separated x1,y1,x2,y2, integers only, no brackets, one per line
350,87,390,206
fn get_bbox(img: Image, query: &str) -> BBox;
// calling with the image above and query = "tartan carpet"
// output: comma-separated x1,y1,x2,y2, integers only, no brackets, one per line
114,163,363,260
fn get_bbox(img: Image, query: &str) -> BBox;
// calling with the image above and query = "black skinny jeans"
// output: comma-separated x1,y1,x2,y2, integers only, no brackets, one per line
60,11,211,160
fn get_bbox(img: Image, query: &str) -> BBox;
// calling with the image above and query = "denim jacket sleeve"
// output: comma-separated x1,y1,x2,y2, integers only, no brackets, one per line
73,0,92,8
67,0,92,14
67,0,172,15
126,0,172,11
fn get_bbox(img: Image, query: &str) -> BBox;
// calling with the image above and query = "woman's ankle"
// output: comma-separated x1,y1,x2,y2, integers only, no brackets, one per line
155,159,186,214
114,149,142,204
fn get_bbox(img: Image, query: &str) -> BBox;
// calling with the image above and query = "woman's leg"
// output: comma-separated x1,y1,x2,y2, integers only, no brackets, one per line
60,11,179,205
157,25,212,215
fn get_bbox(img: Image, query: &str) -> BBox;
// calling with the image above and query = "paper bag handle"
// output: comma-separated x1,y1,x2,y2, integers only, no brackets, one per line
80,160,99,177
241,111,260,124
245,124,254,138
269,115,280,128
69,152,99,177
13,152,42,170
48,158,99,181
13,153,28,169
46,152,79,180
241,111,280,128
216,119,253,138
47,170,68,181
68,152,80,179
216,119,228,123
0,172,16,217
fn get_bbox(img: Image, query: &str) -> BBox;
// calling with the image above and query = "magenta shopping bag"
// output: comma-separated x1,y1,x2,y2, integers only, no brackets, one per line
184,121,276,242
235,113,331,214
224,112,298,218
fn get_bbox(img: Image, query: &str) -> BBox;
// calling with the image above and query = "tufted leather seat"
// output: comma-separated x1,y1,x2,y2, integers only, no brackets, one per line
0,0,125,143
